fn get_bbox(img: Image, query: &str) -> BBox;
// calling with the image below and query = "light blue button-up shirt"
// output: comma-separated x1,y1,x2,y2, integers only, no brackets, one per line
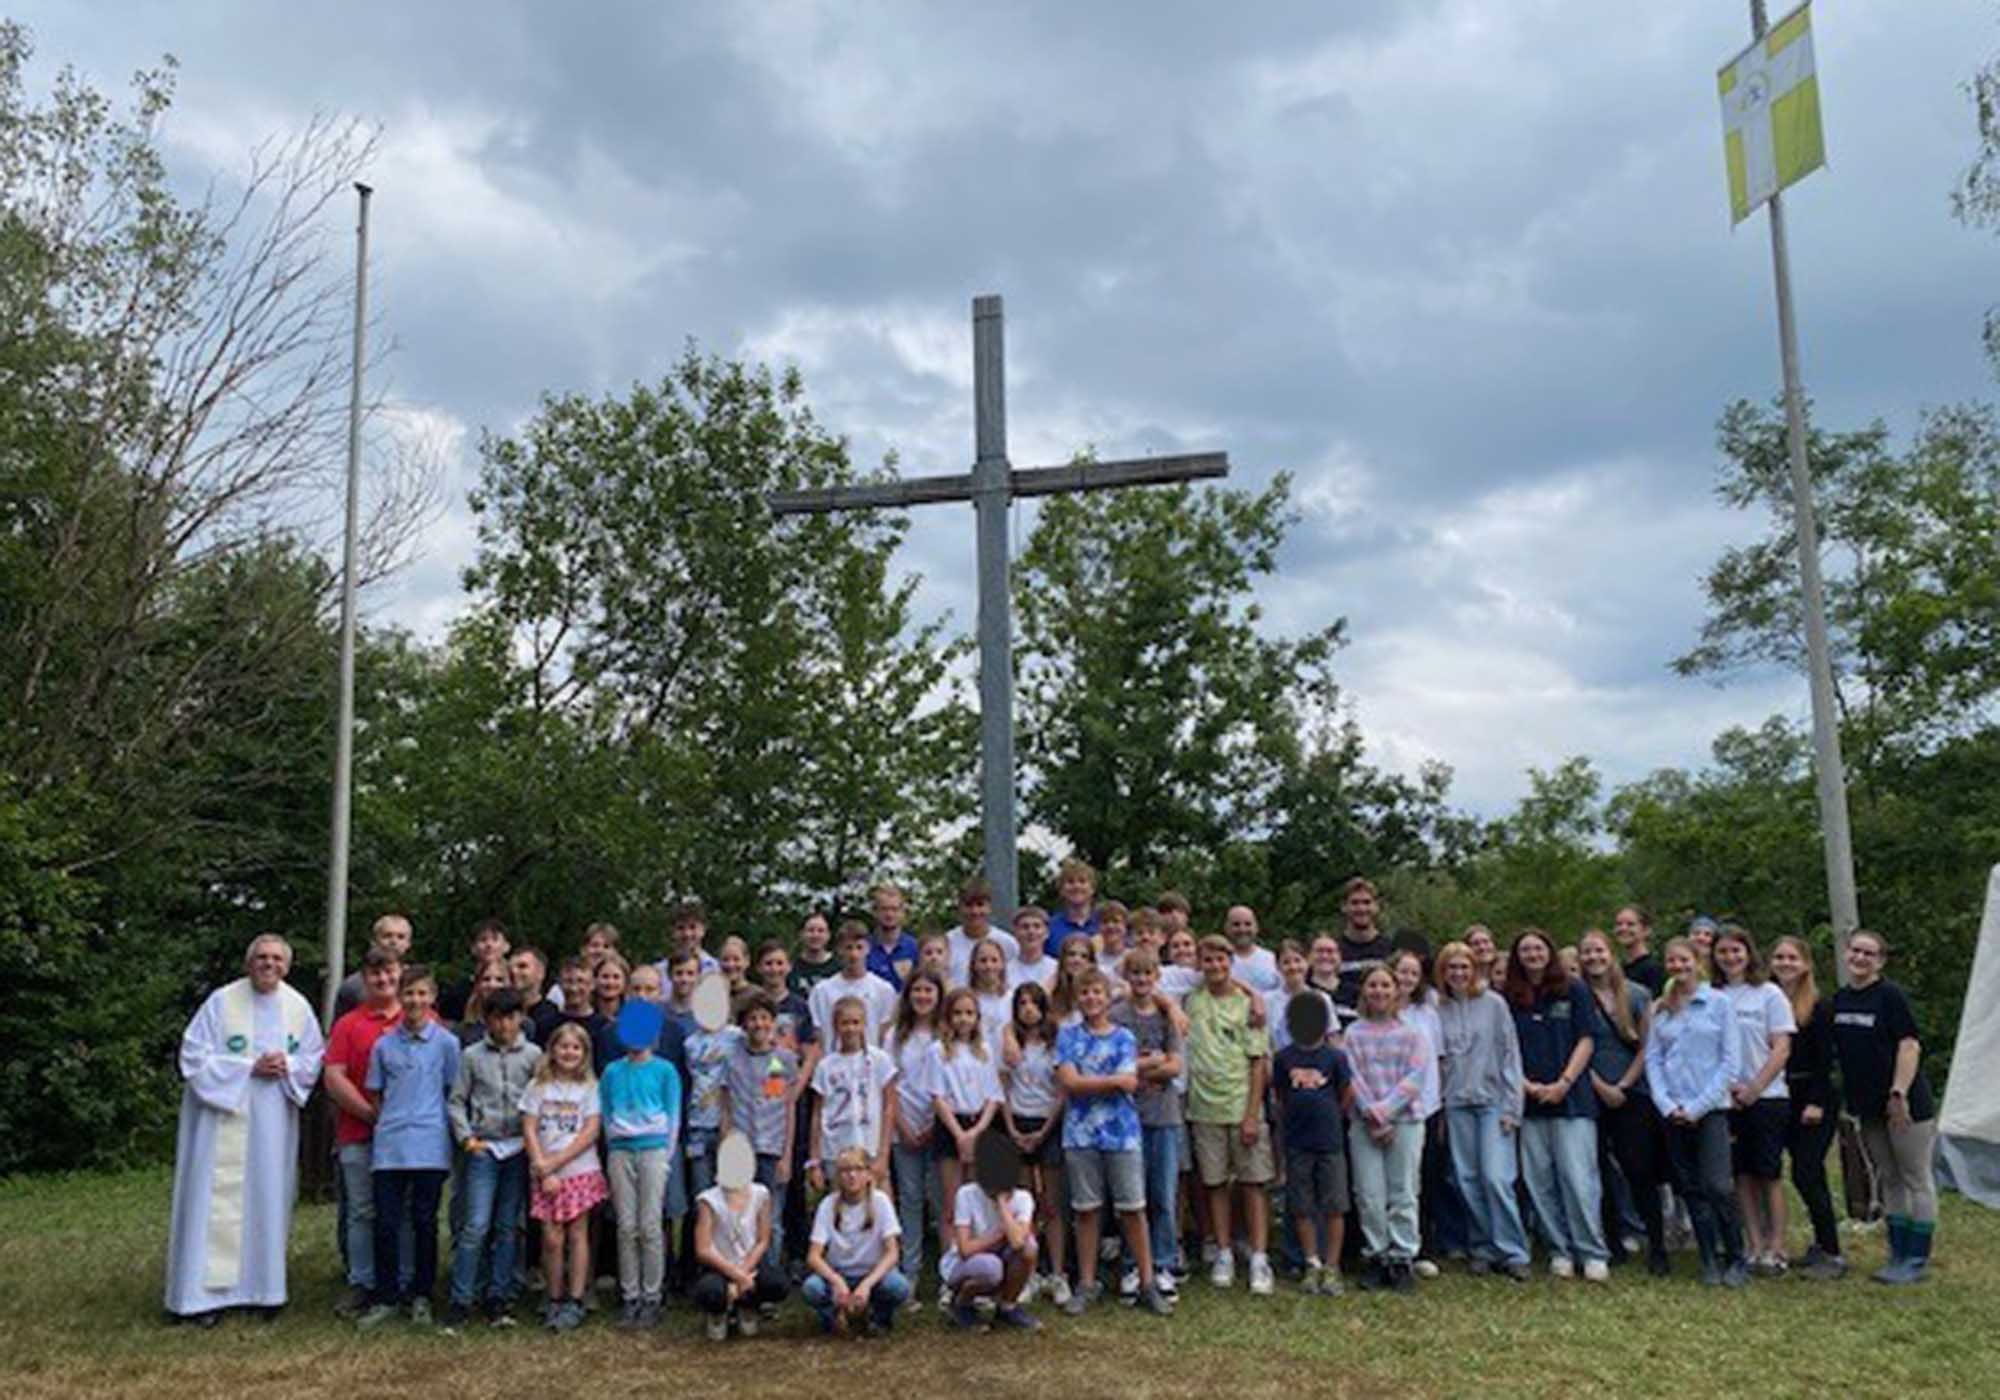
1646,984,1740,1120
366,1018,461,1171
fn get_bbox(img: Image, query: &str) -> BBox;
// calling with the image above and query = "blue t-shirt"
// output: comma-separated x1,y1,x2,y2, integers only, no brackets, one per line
600,1053,683,1154
684,1025,740,1132
1048,908,1101,945
865,933,919,992
366,1019,462,1171
1273,1042,1353,1154
1056,1022,1141,1152
1511,979,1603,1120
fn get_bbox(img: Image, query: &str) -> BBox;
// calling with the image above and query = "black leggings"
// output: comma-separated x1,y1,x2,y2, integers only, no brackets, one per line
1786,1101,1842,1256
1597,1094,1666,1257
691,1258,789,1314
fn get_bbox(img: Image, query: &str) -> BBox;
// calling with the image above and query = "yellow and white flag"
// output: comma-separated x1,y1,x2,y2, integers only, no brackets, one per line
1718,2,1825,225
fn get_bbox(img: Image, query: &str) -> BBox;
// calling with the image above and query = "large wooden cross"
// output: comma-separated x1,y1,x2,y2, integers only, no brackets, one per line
767,295,1229,917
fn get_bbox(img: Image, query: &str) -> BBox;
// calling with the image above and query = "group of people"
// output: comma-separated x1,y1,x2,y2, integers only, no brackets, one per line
163,863,1943,1340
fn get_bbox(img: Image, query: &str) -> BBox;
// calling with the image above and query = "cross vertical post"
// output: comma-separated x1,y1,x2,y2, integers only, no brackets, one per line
971,296,1020,919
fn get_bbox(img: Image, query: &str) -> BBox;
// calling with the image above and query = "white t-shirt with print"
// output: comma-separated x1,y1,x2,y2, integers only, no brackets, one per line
927,1040,1004,1117
810,1187,902,1276
811,1046,898,1157
1724,981,1797,1100
519,1078,601,1180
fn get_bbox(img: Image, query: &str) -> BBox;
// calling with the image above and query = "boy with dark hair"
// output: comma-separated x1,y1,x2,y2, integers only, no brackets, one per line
445,988,541,1328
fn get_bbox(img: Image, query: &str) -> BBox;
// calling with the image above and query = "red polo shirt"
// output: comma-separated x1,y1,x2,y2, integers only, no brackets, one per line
326,1001,403,1146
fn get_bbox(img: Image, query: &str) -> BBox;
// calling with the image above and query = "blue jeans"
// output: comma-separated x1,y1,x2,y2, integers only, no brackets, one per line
1519,1116,1608,1263
372,1169,447,1305
1447,1104,1530,1267
754,1153,787,1261
891,1137,940,1283
1142,1124,1183,1273
337,1143,376,1289
803,1267,912,1330
449,1151,526,1307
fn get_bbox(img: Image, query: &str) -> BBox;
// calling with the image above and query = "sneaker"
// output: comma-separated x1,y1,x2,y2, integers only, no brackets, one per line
1017,1272,1040,1305
1622,1234,1646,1257
736,1307,759,1338
1356,1259,1388,1291
542,1299,564,1331
1467,1256,1492,1277
1764,1252,1789,1278
1210,1253,1235,1289
437,1302,469,1333
1138,1285,1174,1317
938,1281,952,1310
1300,1262,1323,1295
1412,1258,1440,1280
1045,1274,1073,1307
1722,1262,1751,1289
616,1299,644,1330
1582,1259,1610,1283
705,1312,729,1341
486,1301,518,1329
558,1301,587,1331
355,1303,397,1330
902,1295,925,1314
1549,1256,1575,1280
1201,1241,1220,1268
994,1305,1042,1331
1119,1268,1140,1299
1502,1260,1533,1283
1320,1270,1346,1297
333,1285,370,1319
408,1298,433,1327
1699,1262,1725,1287
639,1301,663,1329
1802,1250,1849,1282
1248,1253,1274,1297
1647,1249,1673,1278
949,1301,984,1331
1388,1261,1417,1295
1154,1269,1179,1297
1060,1288,1090,1317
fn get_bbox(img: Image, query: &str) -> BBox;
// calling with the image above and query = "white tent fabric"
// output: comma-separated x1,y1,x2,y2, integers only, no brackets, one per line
1938,864,2000,1209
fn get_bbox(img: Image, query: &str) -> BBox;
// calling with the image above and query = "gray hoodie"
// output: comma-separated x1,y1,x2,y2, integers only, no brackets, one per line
449,1034,542,1144
1436,990,1526,1122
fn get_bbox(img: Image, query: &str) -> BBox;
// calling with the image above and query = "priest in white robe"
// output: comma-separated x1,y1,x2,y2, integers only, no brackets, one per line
164,934,325,1321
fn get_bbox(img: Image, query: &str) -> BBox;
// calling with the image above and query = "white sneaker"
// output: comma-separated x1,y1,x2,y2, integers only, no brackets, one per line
1045,1274,1072,1307
1018,1272,1041,1305
1549,1256,1575,1280
1412,1259,1440,1279
1210,1253,1235,1289
705,1313,728,1342
1248,1253,1275,1296
1582,1259,1610,1283
938,1281,952,1310
1119,1268,1140,1298
1155,1269,1179,1297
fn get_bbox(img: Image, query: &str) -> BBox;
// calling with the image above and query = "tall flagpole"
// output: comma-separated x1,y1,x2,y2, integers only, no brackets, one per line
1748,0,1860,974
322,181,372,1029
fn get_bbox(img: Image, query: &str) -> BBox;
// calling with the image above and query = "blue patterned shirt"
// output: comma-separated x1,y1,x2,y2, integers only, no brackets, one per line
1056,1022,1141,1152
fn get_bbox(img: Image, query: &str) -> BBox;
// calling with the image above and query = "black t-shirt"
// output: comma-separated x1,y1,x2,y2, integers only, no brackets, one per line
1335,933,1396,1006
1308,976,1361,1035
788,955,840,1001
437,976,475,1024
1831,979,1935,1121
1273,1043,1354,1153
523,998,564,1047
1621,954,1665,997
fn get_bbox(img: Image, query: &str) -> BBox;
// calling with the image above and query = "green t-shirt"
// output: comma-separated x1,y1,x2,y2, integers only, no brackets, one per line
1185,986,1268,1123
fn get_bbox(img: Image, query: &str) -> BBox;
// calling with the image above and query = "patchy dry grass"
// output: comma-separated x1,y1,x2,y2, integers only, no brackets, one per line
2,1167,1997,1398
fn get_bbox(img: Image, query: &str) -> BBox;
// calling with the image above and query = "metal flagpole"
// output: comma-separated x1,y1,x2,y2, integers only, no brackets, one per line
322,181,372,1029
971,295,1020,921
1749,1,1860,974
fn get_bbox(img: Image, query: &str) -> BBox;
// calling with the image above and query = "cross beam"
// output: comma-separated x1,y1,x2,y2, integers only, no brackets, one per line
764,295,1231,918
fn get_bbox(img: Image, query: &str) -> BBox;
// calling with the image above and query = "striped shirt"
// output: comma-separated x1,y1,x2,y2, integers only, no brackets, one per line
1342,1016,1428,1123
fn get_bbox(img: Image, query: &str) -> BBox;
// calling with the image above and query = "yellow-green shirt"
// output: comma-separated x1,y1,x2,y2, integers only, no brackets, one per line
1185,986,1268,1123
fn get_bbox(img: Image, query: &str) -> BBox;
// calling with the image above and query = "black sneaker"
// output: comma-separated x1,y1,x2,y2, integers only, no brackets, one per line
1387,1262,1417,1295
1647,1249,1672,1278
437,1302,469,1332
616,1299,644,1330
994,1305,1042,1332
1355,1259,1389,1292
485,1301,518,1329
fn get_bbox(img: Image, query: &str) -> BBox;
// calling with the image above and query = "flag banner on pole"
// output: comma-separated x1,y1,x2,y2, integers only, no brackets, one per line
1718,2,1825,225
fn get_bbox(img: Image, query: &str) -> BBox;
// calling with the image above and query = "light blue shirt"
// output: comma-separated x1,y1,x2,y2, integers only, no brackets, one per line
600,1054,683,1154
1646,984,1740,1120
366,1019,461,1171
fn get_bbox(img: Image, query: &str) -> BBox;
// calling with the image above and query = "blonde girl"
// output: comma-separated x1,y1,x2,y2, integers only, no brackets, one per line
521,1022,605,1330
886,972,945,1290
1050,933,1103,1026
718,936,752,993
1576,927,1667,1273
967,937,1013,1058
1769,935,1844,1279
931,988,1003,1226
592,952,631,1022
804,1147,911,1334
458,956,512,1045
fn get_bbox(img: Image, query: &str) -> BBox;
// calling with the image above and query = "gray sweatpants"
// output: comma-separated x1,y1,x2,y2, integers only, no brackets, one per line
608,1147,669,1303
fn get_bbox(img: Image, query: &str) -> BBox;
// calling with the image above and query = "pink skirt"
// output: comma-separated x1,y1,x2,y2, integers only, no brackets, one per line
530,1169,608,1223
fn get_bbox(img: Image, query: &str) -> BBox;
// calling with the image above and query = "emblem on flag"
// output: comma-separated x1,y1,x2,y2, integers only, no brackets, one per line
1718,2,1825,224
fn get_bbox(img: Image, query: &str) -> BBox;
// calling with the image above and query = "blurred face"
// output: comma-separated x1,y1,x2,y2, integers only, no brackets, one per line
800,914,831,954
918,940,948,977
1441,953,1473,996
909,978,940,1019
594,961,627,1004
873,889,905,934
1664,944,1698,985
675,919,706,954
1060,937,1092,973
1713,937,1749,983
1168,930,1197,968
629,965,664,1003
1134,920,1164,952
485,1009,522,1046
1515,937,1551,977
1768,941,1807,987
719,942,749,983
1466,928,1496,965
1577,935,1613,978
743,1007,775,1047
1845,935,1885,985
1690,926,1715,957
373,918,413,958
1279,947,1308,988
1225,906,1258,947
560,965,592,1009
581,930,611,964
1311,937,1341,983
1100,914,1127,948
1200,944,1232,986
246,939,289,993
552,1031,586,1075
1393,956,1422,1000
1160,907,1188,937
1127,966,1157,1001
507,951,543,995
1060,871,1094,910
1361,969,1396,1017
1613,908,1646,952
399,978,436,1024
1014,916,1047,960
1078,980,1109,1020
949,997,980,1039
759,947,791,988
670,960,699,1001
835,1005,865,1050
836,1157,872,1200
841,937,869,975
972,941,1006,988
472,927,509,962
475,963,509,999
363,959,402,1006
959,894,992,938
1343,887,1379,933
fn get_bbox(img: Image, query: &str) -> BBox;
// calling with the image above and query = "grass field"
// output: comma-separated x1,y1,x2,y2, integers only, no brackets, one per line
1,1167,1996,1399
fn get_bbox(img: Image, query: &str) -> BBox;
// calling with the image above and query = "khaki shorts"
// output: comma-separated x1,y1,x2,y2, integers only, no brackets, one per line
1190,1118,1274,1187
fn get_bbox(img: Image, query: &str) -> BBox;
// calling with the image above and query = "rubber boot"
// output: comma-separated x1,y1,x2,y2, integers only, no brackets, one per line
1883,1220,1932,1285
1870,1215,1909,1284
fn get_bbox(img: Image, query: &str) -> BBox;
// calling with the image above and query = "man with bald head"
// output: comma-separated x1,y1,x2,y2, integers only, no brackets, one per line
1225,905,1282,999
165,935,325,1324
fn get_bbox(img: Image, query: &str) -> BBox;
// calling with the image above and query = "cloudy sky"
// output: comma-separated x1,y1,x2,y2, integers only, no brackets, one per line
20,0,1997,814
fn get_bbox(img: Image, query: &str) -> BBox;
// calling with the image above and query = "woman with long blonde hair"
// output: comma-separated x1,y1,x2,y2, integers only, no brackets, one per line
1769,936,1845,1280
1576,929,1667,1274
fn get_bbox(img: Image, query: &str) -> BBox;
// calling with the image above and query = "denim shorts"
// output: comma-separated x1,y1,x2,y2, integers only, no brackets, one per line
1066,1147,1146,1212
